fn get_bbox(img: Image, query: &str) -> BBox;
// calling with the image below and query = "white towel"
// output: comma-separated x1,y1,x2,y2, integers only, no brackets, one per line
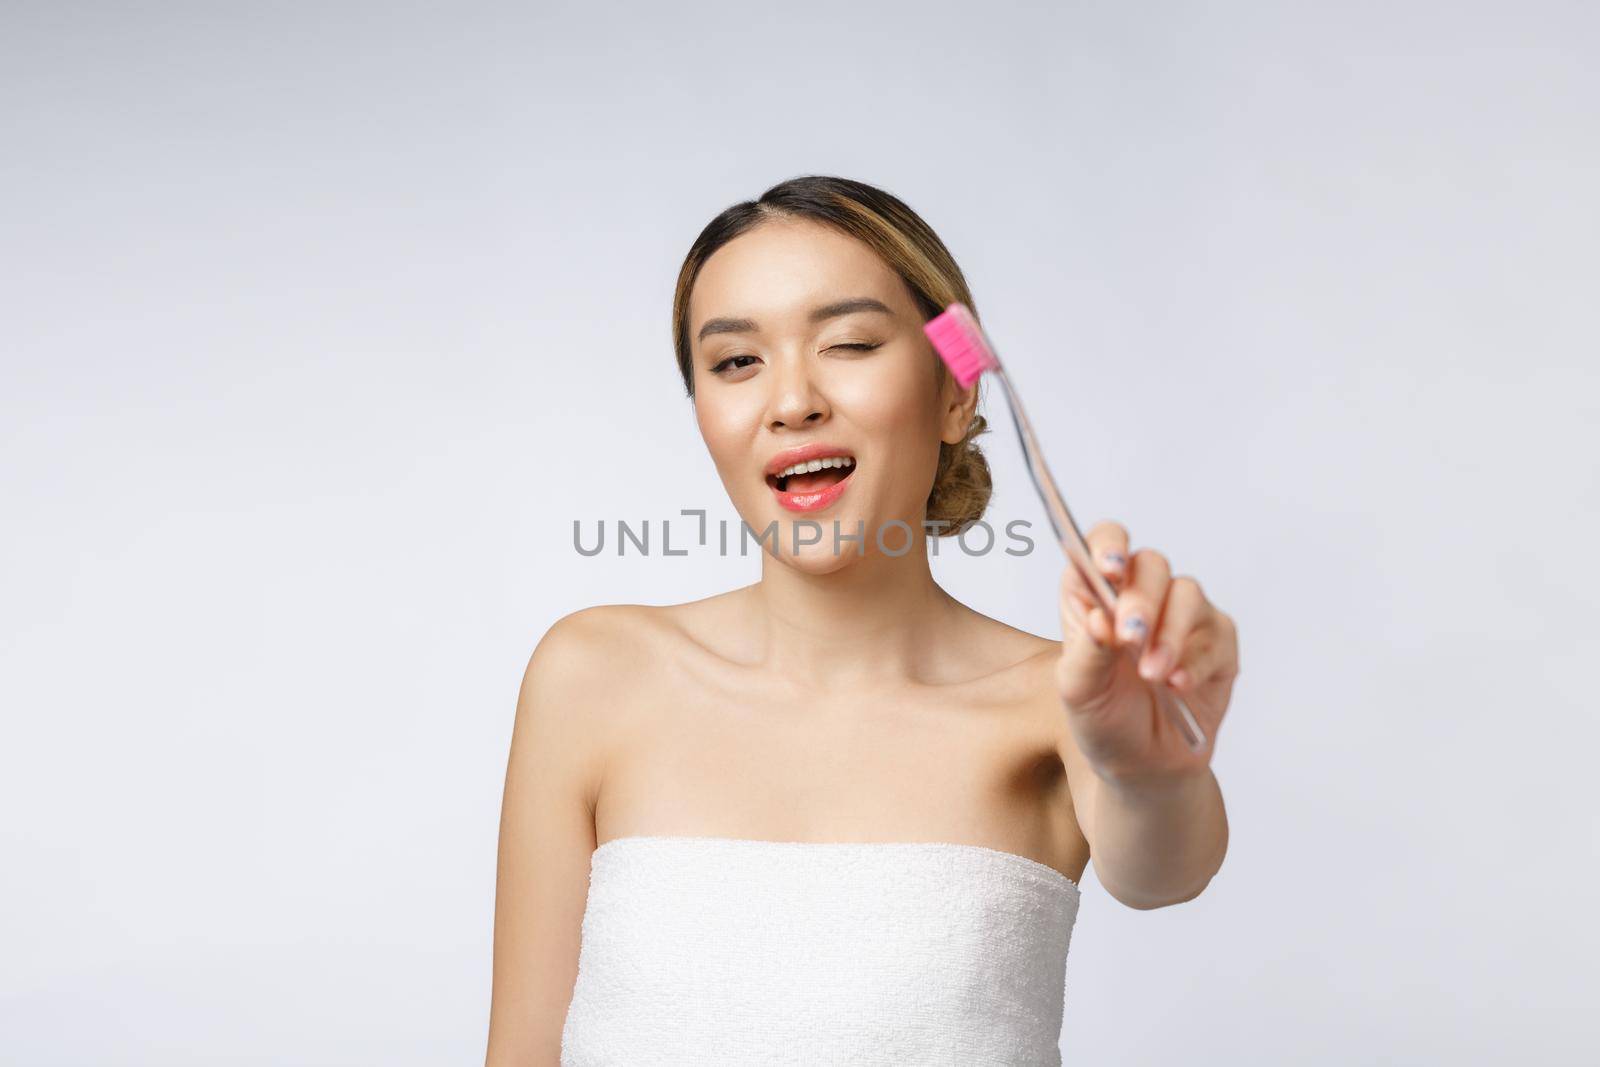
560,835,1081,1066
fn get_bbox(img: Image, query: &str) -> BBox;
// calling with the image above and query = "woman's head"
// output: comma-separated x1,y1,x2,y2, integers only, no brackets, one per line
672,176,992,566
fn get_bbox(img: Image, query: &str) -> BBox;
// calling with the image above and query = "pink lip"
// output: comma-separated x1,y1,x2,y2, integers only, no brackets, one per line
771,469,854,513
763,442,857,478
764,441,858,514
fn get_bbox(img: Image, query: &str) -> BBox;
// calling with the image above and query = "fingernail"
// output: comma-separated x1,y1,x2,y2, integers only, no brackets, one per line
1140,644,1176,681
1121,615,1147,643
1102,552,1126,572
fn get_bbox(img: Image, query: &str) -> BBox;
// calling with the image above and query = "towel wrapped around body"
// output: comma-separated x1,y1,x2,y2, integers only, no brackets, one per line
560,834,1082,1066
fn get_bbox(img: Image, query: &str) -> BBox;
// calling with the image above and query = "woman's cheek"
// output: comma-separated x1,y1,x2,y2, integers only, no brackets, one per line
830,354,931,429
832,365,944,512
694,405,755,502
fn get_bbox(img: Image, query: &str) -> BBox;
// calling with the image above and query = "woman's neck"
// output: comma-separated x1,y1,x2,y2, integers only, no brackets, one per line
743,537,966,691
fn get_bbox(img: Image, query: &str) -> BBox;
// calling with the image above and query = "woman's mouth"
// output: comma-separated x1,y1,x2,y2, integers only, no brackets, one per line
766,455,856,513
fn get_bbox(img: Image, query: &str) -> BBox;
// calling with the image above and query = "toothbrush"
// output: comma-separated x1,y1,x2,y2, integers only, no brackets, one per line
923,302,1208,753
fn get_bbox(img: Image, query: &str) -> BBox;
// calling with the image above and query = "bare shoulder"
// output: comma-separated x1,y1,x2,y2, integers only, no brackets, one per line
527,601,700,678
944,597,1062,689
939,599,1079,759
968,614,1075,730
518,601,710,717
957,610,1107,830
512,605,676,790
528,603,662,669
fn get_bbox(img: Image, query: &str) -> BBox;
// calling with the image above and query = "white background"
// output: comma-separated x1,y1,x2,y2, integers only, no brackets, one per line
3,2,1595,1063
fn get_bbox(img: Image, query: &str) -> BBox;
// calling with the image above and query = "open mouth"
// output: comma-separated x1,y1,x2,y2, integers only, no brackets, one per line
765,454,856,511
767,456,854,494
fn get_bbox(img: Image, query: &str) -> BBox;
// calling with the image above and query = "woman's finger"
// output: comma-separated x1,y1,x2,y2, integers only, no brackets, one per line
1062,520,1132,631
1114,547,1171,653
1059,554,1098,615
1058,564,1120,654
1170,609,1240,689
1139,574,1209,682
1084,519,1131,588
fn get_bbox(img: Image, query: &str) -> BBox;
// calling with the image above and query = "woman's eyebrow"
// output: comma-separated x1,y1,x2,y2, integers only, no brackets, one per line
696,297,895,344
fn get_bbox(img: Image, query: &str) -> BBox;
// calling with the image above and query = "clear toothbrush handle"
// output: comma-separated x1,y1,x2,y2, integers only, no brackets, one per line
992,368,1208,753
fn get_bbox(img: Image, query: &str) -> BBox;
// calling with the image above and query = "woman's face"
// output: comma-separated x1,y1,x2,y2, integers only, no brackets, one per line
686,217,976,572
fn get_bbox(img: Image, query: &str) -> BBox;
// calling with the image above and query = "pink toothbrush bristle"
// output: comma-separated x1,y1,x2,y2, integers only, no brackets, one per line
923,303,999,388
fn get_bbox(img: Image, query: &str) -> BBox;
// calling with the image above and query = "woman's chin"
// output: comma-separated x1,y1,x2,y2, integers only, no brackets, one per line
729,494,919,567
780,542,861,575
728,506,872,571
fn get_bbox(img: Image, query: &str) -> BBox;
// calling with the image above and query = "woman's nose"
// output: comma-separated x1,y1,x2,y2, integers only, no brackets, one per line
763,354,829,430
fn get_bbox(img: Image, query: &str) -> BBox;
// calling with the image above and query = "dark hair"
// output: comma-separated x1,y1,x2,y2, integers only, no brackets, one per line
670,175,993,535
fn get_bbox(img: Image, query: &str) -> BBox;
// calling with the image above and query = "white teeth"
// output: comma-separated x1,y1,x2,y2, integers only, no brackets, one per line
774,456,854,479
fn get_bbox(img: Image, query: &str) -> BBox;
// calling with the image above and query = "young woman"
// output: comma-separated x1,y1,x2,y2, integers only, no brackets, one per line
485,176,1239,1066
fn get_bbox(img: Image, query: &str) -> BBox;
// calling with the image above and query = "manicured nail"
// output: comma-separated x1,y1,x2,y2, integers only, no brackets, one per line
1121,615,1148,643
1140,644,1176,681
1102,552,1126,572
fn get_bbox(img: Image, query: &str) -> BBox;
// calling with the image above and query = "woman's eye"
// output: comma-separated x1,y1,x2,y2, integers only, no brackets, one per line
711,344,878,375
711,354,759,374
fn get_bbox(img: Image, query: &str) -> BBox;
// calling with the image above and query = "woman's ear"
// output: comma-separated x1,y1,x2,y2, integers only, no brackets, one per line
939,372,981,445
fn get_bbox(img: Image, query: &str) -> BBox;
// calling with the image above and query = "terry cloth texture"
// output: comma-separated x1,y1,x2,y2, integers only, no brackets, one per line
560,835,1082,1066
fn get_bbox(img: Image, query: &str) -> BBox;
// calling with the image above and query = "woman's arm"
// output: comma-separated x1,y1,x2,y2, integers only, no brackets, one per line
485,611,610,1066
1055,520,1240,910
1066,758,1230,909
